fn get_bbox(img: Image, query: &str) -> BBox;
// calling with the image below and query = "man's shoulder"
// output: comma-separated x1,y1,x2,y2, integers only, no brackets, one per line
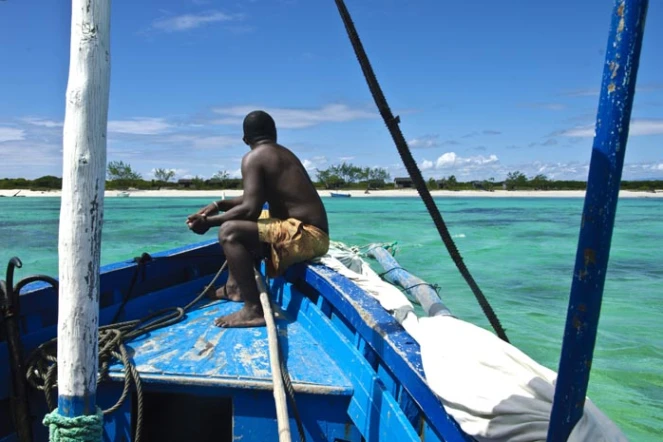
244,147,267,161
242,146,274,170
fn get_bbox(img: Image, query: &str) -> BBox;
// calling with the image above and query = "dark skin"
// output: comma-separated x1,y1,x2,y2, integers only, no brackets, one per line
186,138,328,328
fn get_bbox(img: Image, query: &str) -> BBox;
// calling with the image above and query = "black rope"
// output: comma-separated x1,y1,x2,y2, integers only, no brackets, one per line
401,282,441,294
333,0,509,342
377,266,407,277
279,345,306,442
112,253,153,324
24,260,227,442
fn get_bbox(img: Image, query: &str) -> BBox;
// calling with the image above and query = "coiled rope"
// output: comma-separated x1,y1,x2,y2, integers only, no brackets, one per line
25,260,228,442
333,0,509,342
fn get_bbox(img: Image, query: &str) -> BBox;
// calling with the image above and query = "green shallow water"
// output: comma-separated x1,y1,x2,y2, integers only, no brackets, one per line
1,196,661,440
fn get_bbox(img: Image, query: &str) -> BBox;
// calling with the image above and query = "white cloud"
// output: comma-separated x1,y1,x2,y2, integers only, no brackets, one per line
21,118,63,128
302,156,328,171
409,135,438,148
434,152,457,168
418,158,663,181
527,160,663,180
108,118,173,135
0,127,26,143
559,119,663,138
563,84,663,98
212,104,377,129
461,130,502,139
420,159,434,170
431,152,499,169
415,152,502,180
152,11,241,32
563,88,600,97
190,135,237,149
0,140,62,177
559,126,596,137
158,134,238,149
339,156,355,161
625,119,663,136
408,134,460,149
525,161,586,180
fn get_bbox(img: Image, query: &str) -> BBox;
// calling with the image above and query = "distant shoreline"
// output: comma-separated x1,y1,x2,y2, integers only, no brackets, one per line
2,189,662,199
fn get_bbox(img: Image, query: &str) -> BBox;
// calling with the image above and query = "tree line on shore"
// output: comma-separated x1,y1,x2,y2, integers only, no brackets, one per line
1,160,662,192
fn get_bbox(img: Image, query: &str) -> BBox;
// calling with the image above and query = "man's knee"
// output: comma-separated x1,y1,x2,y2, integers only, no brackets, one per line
219,221,260,246
218,221,240,244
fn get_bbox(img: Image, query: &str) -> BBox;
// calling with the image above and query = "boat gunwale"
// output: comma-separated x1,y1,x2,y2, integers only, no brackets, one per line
15,238,220,295
289,263,473,441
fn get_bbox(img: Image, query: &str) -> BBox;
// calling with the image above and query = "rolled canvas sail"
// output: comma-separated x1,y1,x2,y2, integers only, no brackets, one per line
319,245,627,442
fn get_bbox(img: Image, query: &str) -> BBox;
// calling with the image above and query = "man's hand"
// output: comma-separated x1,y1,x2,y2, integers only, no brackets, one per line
186,202,219,224
186,214,211,235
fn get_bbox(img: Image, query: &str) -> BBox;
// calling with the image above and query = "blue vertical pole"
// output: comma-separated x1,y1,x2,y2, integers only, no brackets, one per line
547,1,648,441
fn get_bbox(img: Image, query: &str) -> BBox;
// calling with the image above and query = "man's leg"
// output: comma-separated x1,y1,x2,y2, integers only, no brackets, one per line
207,269,242,302
214,220,266,328
208,249,268,302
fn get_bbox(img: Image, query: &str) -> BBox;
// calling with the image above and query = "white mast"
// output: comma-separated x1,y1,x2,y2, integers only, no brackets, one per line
56,0,111,417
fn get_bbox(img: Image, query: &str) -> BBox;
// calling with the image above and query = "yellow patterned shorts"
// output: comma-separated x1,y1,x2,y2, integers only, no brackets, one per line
257,218,330,277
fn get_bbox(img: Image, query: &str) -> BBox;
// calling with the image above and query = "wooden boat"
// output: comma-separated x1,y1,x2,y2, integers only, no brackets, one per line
0,0,647,441
0,240,474,441
330,192,351,198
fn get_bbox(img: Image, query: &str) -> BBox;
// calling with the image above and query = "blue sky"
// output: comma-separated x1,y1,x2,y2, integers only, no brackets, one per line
1,0,662,181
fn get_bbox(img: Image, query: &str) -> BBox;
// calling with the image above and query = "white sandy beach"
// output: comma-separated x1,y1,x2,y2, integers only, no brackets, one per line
1,188,662,199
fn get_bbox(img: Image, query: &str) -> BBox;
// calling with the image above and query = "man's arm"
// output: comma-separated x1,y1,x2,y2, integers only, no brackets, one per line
214,195,243,212
187,195,243,223
205,155,265,226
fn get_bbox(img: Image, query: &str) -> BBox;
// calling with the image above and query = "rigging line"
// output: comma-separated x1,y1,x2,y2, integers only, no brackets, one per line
332,0,509,342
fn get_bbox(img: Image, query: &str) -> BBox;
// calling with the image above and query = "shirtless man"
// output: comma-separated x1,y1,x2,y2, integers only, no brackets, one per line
186,110,330,328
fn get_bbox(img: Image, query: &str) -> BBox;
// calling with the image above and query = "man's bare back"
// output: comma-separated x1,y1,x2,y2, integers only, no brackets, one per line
247,142,328,234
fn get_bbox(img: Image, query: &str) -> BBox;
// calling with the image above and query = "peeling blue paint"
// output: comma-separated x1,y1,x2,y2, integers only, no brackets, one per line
106,300,353,394
548,1,649,441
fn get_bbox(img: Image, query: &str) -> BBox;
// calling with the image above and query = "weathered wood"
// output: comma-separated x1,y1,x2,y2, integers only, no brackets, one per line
57,0,111,417
254,269,291,442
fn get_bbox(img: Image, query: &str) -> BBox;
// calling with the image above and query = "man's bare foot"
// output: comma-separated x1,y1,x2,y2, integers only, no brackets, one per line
205,284,243,302
214,305,266,328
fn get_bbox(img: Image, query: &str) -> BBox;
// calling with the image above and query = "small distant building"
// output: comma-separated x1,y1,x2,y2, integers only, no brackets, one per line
178,178,193,188
394,177,413,188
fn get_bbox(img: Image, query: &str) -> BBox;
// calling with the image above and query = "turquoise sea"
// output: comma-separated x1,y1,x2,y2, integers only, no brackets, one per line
1,196,661,440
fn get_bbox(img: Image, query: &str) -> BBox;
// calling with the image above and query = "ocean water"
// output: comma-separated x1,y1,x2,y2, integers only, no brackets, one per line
1,196,661,440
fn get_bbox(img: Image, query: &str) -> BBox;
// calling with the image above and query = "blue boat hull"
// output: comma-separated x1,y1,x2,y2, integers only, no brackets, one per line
0,240,470,441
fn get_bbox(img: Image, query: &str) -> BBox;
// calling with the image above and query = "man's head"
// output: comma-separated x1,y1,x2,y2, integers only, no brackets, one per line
243,110,277,146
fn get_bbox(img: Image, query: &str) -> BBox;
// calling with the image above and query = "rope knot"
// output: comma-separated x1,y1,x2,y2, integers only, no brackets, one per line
43,407,104,442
